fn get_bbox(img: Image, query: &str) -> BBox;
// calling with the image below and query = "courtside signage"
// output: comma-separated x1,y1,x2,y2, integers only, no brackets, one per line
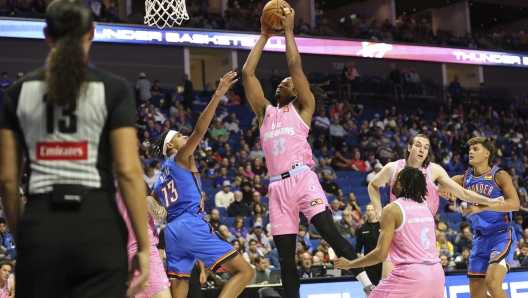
2,18,528,68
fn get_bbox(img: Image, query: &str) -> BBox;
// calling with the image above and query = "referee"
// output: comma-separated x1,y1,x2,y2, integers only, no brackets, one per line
0,1,149,297
355,204,382,285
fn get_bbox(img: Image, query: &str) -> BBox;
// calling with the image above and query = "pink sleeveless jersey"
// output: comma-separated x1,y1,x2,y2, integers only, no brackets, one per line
389,198,440,266
389,159,439,215
0,280,10,298
260,102,315,176
115,182,159,251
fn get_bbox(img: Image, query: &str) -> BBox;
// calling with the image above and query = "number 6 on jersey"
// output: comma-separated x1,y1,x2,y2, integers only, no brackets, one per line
160,179,179,207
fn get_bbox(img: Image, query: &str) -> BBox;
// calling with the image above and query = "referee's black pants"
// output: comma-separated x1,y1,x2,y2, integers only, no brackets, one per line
16,190,128,298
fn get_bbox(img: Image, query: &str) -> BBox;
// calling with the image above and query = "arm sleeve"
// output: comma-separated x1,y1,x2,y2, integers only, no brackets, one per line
107,81,137,130
355,226,363,252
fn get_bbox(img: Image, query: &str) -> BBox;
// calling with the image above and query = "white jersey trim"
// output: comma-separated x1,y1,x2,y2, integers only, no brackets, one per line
393,200,406,231
290,100,310,130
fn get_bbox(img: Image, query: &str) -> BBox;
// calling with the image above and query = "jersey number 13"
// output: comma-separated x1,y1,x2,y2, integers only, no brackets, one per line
161,179,179,207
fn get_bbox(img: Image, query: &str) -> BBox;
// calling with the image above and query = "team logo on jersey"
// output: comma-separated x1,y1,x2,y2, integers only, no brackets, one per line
36,141,88,161
310,198,323,207
284,106,289,112
484,174,493,180
490,250,500,259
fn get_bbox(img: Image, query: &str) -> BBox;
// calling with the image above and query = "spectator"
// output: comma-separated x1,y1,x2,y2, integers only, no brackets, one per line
180,73,194,108
516,243,528,266
388,63,402,85
447,155,464,173
214,167,232,188
454,226,473,253
369,114,384,130
409,67,420,83
245,222,271,254
341,61,360,83
214,180,234,208
335,210,356,240
143,166,157,190
0,72,11,94
314,2,323,28
329,115,347,149
512,215,524,242
90,0,101,18
448,75,463,103
315,238,330,261
226,89,242,105
270,68,282,94
298,252,323,278
366,163,383,184
243,239,263,263
330,199,343,221
208,209,223,232
454,247,470,269
250,256,270,285
252,175,268,197
436,231,454,259
0,218,13,260
440,254,454,272
249,141,265,160
135,72,151,103
377,140,397,160
320,172,342,197
314,110,331,135
350,151,369,172
227,190,251,217
314,157,336,180
312,132,330,151
296,240,309,256
507,152,524,174
224,113,240,134
210,120,229,140
251,157,267,177
331,143,352,171
150,79,164,96
230,216,248,242
249,191,268,214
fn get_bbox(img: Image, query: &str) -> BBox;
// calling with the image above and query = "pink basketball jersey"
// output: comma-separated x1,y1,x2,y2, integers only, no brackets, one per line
0,279,11,298
389,159,439,215
389,198,440,266
115,182,159,251
260,102,315,176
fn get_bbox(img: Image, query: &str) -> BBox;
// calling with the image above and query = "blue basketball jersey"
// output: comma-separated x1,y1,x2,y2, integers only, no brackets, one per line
463,166,509,231
153,155,204,223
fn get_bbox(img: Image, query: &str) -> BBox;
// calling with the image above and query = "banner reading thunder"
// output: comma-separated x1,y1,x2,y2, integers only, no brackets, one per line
2,18,528,68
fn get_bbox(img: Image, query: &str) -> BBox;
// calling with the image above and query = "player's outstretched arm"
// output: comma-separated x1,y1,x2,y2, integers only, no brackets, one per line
335,204,398,269
242,17,281,124
462,170,520,216
176,71,237,164
147,193,167,222
368,162,395,217
433,163,503,206
277,5,315,114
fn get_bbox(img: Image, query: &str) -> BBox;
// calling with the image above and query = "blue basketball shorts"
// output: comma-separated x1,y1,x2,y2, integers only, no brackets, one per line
468,227,516,278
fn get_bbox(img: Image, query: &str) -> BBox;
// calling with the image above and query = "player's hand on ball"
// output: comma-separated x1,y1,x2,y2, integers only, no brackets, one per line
215,71,238,95
260,15,284,38
334,257,352,269
276,4,295,32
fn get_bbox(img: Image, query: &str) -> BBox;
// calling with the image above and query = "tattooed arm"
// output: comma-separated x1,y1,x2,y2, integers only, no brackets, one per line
147,195,167,222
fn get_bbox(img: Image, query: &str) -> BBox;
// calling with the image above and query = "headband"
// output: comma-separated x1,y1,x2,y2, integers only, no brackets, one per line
162,130,178,156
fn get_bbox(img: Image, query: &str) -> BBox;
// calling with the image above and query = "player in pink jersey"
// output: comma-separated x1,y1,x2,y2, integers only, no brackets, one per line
242,6,375,297
0,262,13,298
368,134,504,279
336,167,445,298
116,182,171,298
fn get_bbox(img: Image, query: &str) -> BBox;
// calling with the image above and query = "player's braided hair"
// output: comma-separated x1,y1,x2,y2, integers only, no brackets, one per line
309,80,330,115
393,166,428,203
147,131,169,159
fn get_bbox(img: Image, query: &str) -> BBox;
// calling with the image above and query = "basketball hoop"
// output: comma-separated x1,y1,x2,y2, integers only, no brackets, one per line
144,0,189,29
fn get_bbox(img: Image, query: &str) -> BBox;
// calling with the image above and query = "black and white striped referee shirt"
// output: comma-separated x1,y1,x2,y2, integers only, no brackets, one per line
0,67,136,195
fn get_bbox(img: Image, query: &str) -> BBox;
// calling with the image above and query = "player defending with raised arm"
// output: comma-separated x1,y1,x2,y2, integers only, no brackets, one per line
335,167,445,298
368,134,504,279
242,5,375,297
149,71,254,298
454,137,519,298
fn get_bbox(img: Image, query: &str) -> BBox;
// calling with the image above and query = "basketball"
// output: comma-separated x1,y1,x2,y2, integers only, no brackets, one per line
262,0,292,31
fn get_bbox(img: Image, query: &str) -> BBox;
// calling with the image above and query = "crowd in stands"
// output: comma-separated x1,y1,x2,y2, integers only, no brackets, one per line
2,60,528,286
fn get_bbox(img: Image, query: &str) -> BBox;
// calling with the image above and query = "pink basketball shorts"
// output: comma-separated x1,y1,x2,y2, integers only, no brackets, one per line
128,244,170,297
268,169,329,236
371,263,444,298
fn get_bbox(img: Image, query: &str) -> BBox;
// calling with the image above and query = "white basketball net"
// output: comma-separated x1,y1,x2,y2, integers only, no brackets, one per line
144,0,189,29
